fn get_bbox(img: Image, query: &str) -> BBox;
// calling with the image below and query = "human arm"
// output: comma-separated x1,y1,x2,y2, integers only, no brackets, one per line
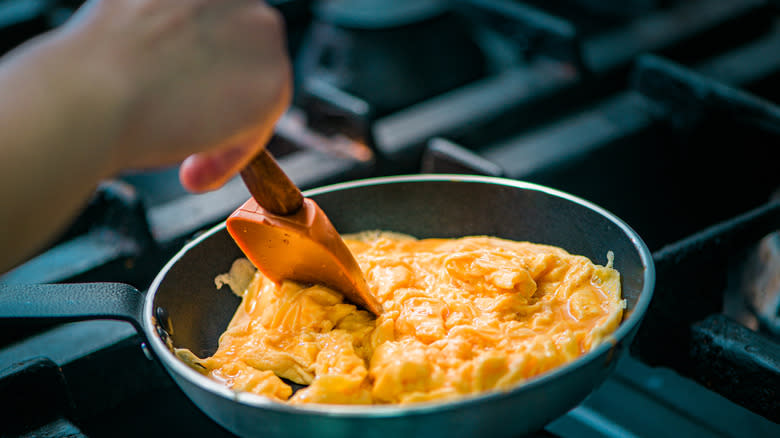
0,0,292,273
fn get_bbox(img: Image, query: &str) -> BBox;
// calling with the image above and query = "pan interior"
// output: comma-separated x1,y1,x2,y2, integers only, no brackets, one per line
152,229,244,358
151,178,648,375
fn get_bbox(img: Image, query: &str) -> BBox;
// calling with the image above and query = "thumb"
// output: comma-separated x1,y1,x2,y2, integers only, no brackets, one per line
179,138,263,193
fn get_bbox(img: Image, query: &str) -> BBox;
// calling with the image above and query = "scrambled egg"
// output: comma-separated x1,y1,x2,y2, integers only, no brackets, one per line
178,233,623,405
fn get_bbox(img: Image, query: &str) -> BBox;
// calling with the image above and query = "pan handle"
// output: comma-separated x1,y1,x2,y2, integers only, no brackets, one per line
0,283,145,337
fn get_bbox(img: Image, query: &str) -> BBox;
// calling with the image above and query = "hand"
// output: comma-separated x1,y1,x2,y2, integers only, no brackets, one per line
0,0,292,271
68,0,292,191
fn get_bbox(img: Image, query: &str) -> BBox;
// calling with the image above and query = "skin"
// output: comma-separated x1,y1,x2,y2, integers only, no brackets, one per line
0,0,292,273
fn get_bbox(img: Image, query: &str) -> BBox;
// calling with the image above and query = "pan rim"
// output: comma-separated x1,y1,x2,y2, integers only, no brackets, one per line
143,174,655,417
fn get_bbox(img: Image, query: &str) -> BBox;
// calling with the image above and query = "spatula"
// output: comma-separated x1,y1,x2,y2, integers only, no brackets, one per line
226,149,382,316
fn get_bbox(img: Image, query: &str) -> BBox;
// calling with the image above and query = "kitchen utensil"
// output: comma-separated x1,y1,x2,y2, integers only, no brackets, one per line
228,149,381,315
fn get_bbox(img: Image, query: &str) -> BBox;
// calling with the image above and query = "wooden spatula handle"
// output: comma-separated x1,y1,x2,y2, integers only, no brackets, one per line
240,149,303,216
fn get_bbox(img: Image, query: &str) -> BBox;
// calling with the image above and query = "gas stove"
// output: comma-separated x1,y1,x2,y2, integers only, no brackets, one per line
0,0,778,436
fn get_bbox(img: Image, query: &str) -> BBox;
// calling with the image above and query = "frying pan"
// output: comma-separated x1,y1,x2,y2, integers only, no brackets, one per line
0,175,655,438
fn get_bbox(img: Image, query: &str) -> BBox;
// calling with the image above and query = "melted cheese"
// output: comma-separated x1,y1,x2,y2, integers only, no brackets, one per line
181,234,623,405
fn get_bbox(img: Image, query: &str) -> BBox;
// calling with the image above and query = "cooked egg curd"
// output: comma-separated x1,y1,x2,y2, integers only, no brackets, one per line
178,233,623,405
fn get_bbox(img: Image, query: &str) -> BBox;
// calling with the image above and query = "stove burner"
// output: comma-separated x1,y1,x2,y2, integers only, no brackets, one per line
312,0,448,29
296,2,486,115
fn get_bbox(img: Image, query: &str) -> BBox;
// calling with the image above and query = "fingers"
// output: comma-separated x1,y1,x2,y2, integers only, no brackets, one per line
77,0,292,190
179,137,261,193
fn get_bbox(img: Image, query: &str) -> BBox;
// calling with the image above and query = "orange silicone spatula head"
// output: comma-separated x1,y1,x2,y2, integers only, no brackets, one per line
226,149,382,316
